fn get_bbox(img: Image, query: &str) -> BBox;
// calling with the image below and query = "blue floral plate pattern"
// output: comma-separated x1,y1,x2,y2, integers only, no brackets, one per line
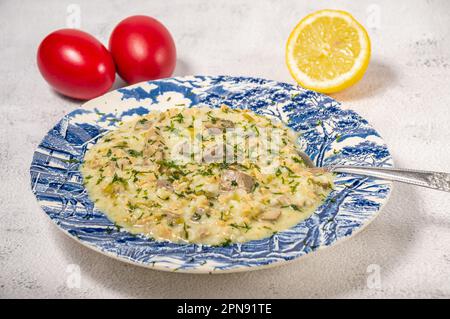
30,76,392,273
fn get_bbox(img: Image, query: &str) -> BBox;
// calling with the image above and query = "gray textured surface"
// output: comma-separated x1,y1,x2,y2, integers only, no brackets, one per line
1,0,450,299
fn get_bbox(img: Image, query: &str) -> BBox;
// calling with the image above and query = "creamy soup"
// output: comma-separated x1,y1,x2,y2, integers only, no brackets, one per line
81,105,333,246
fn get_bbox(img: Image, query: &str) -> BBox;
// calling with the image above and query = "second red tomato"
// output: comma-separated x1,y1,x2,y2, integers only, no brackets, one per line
109,15,176,84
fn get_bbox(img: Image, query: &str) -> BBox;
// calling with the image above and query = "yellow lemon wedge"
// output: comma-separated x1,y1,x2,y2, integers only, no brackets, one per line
286,9,371,93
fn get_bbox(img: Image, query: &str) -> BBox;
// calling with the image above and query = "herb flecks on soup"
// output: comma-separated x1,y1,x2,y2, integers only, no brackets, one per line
81,105,333,245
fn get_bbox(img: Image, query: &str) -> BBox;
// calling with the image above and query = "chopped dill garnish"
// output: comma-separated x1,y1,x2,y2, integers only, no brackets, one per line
96,176,104,185
171,113,184,123
183,223,189,239
164,121,176,132
61,158,80,164
275,168,282,177
217,238,232,247
126,201,138,211
230,222,251,232
111,173,128,187
282,204,302,211
127,149,143,157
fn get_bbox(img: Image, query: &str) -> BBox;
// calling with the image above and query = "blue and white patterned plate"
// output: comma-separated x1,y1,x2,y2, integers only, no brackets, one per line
30,76,392,273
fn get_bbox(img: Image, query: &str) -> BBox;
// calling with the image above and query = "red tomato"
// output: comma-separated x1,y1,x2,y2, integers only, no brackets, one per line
37,29,116,100
109,15,176,84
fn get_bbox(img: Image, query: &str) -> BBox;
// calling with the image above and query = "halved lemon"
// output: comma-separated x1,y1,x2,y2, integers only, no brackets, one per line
286,9,371,93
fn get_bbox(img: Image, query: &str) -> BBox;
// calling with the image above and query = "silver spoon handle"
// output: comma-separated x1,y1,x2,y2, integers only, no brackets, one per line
330,166,450,192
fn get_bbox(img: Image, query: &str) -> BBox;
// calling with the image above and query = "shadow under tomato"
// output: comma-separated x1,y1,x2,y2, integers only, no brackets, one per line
50,89,86,104
111,77,127,90
49,76,127,103
173,58,192,77
52,173,421,298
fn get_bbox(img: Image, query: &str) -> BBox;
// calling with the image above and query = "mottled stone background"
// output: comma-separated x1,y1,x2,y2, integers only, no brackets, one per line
1,0,449,298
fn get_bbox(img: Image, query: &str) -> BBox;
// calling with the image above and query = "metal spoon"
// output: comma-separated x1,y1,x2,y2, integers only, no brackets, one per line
297,151,450,193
